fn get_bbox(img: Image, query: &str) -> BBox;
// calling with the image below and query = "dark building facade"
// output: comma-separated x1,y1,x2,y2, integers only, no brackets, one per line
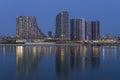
70,18,86,40
16,16,45,40
55,11,69,40
85,22,92,40
85,21,100,40
48,31,52,38
91,21,100,40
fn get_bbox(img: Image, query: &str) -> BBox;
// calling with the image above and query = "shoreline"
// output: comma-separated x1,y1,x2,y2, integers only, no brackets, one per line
0,42,120,46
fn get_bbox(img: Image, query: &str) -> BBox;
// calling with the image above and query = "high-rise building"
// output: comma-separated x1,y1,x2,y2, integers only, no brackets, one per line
16,16,45,40
85,22,92,40
70,18,86,40
48,31,52,38
55,11,69,40
91,21,100,40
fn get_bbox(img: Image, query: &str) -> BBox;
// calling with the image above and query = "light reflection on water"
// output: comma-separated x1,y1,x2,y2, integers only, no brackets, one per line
0,45,120,80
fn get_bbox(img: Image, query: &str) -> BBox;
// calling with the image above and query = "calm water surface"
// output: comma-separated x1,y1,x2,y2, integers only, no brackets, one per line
0,45,120,80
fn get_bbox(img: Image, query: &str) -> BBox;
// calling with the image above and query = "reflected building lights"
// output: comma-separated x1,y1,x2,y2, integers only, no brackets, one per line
32,46,37,57
2,46,5,55
16,46,56,75
70,46,100,73
102,46,117,60
80,46,83,56
16,46,45,75
93,47,99,57
55,46,69,80
16,46,24,67
83,46,87,57
103,48,105,60
0,45,101,79
38,46,42,54
49,46,52,56
16,46,24,58
43,47,46,54
60,47,65,61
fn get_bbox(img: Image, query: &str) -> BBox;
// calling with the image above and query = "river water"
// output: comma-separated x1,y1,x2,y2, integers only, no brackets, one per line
0,45,120,80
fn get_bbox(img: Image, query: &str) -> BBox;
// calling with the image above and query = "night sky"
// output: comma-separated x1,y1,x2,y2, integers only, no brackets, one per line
0,0,120,36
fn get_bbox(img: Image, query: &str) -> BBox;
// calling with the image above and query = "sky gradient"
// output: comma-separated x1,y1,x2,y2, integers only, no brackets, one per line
0,0,120,36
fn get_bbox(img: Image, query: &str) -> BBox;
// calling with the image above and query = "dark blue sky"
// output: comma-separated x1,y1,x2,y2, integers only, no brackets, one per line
0,0,120,36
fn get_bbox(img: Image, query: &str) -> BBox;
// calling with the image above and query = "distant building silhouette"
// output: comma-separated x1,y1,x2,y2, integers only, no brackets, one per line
16,16,45,40
55,11,69,40
70,18,86,40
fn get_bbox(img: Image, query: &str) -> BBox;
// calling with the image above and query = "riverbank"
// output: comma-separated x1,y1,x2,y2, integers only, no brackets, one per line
0,42,120,46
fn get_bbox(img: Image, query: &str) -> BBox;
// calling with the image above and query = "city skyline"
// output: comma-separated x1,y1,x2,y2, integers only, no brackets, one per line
0,0,119,36
0,0,120,80
15,13,100,40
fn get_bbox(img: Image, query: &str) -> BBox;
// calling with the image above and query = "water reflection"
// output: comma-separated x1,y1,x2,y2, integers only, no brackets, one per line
55,46,100,80
0,45,120,80
0,46,16,55
102,46,118,60
55,46,70,80
15,45,55,75
16,46,41,75
15,45,100,78
14,45,119,76
2,46,6,55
